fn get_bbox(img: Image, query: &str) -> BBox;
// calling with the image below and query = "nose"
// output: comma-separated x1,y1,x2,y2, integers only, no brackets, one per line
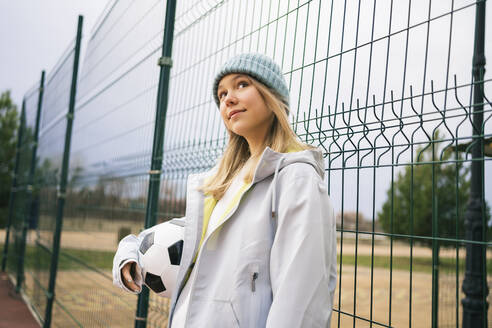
224,91,238,106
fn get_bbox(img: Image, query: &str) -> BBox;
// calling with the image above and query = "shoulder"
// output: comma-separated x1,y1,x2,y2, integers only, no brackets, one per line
278,162,321,183
187,165,218,184
274,163,325,200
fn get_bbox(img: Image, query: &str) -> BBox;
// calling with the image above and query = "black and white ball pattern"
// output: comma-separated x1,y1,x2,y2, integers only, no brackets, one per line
139,220,184,298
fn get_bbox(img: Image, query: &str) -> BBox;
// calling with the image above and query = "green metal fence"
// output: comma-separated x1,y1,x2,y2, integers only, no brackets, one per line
2,16,84,327
2,0,491,327
2,75,44,286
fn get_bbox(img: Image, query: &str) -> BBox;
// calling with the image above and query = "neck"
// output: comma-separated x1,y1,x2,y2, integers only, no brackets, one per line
243,144,265,173
245,135,267,159
243,116,273,158
248,145,265,160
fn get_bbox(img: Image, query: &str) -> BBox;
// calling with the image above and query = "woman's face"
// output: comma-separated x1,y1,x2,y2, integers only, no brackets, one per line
217,74,274,141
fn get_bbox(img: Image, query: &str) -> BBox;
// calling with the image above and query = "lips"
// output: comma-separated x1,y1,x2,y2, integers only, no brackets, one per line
228,109,246,119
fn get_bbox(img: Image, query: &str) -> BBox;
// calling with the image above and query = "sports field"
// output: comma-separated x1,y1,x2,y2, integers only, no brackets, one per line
20,261,489,327
3,228,491,327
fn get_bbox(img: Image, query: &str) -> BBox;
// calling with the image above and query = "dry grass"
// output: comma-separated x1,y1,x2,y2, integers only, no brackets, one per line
3,227,491,327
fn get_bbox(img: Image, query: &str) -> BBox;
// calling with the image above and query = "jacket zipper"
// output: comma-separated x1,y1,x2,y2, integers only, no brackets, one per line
251,272,258,292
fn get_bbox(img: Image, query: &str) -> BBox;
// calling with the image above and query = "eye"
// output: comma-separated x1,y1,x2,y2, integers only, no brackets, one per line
218,90,227,100
238,81,249,88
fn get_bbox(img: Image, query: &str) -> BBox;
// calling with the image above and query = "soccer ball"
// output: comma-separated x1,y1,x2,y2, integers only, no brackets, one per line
138,220,184,298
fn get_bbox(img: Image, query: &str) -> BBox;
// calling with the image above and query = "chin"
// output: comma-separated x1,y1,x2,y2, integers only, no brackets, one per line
229,125,249,137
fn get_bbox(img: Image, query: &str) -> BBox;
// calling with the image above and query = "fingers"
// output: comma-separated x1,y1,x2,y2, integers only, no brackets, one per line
121,262,140,292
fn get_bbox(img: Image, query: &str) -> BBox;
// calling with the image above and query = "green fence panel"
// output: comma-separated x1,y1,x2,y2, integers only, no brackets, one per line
2,103,25,273
135,1,177,326
17,70,45,294
2,103,26,273
43,15,84,328
23,17,84,327
158,1,492,327
5,78,43,284
59,0,168,326
13,0,492,327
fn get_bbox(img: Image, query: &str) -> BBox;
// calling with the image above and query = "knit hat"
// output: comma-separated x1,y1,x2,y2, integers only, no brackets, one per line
212,53,290,108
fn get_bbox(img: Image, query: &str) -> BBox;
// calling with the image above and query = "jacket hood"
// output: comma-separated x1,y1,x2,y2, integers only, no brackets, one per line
252,146,325,184
252,146,326,221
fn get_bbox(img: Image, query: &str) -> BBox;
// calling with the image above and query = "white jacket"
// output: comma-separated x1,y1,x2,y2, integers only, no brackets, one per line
113,146,337,328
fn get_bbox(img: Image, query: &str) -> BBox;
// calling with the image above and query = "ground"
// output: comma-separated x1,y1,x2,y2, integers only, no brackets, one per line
2,228,491,327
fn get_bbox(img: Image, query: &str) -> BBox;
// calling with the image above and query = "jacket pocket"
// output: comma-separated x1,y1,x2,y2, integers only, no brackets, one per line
230,262,265,328
211,300,240,328
219,260,270,327
248,262,261,326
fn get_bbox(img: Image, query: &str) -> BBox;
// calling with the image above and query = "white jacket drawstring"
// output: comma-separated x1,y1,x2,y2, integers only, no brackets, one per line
270,157,284,219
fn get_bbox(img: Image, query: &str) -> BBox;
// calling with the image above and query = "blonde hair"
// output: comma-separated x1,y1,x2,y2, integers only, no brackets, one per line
199,76,314,199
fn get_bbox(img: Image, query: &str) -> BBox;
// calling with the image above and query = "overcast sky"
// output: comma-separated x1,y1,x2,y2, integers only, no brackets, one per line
0,0,109,107
1,0,490,220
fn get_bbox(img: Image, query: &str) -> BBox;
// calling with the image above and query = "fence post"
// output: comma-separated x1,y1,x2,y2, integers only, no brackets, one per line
16,70,45,293
135,1,177,327
1,103,26,272
462,1,488,327
43,15,83,328
431,188,439,327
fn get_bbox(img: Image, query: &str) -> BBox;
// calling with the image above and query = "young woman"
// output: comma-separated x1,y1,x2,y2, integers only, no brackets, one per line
113,53,337,328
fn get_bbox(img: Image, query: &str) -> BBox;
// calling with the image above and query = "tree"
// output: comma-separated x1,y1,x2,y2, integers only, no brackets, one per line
0,90,19,227
377,131,490,248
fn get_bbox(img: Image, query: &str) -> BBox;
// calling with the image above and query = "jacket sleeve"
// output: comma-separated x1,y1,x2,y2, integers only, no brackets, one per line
266,172,337,328
112,217,186,294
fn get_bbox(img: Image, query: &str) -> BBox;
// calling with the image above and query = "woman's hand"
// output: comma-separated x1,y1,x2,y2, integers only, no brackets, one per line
121,261,140,292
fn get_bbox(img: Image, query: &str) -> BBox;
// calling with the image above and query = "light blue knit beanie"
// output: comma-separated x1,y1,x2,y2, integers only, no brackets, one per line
213,53,290,108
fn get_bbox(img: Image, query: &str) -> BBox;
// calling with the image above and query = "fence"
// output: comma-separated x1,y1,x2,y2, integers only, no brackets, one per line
2,0,491,327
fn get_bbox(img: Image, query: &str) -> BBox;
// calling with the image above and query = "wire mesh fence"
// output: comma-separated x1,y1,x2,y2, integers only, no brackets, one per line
2,0,491,327
60,1,167,326
4,84,36,278
23,36,79,326
162,1,492,326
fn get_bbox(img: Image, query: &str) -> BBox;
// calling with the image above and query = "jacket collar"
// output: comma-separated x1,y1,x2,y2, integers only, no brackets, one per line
189,146,325,189
252,146,325,183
